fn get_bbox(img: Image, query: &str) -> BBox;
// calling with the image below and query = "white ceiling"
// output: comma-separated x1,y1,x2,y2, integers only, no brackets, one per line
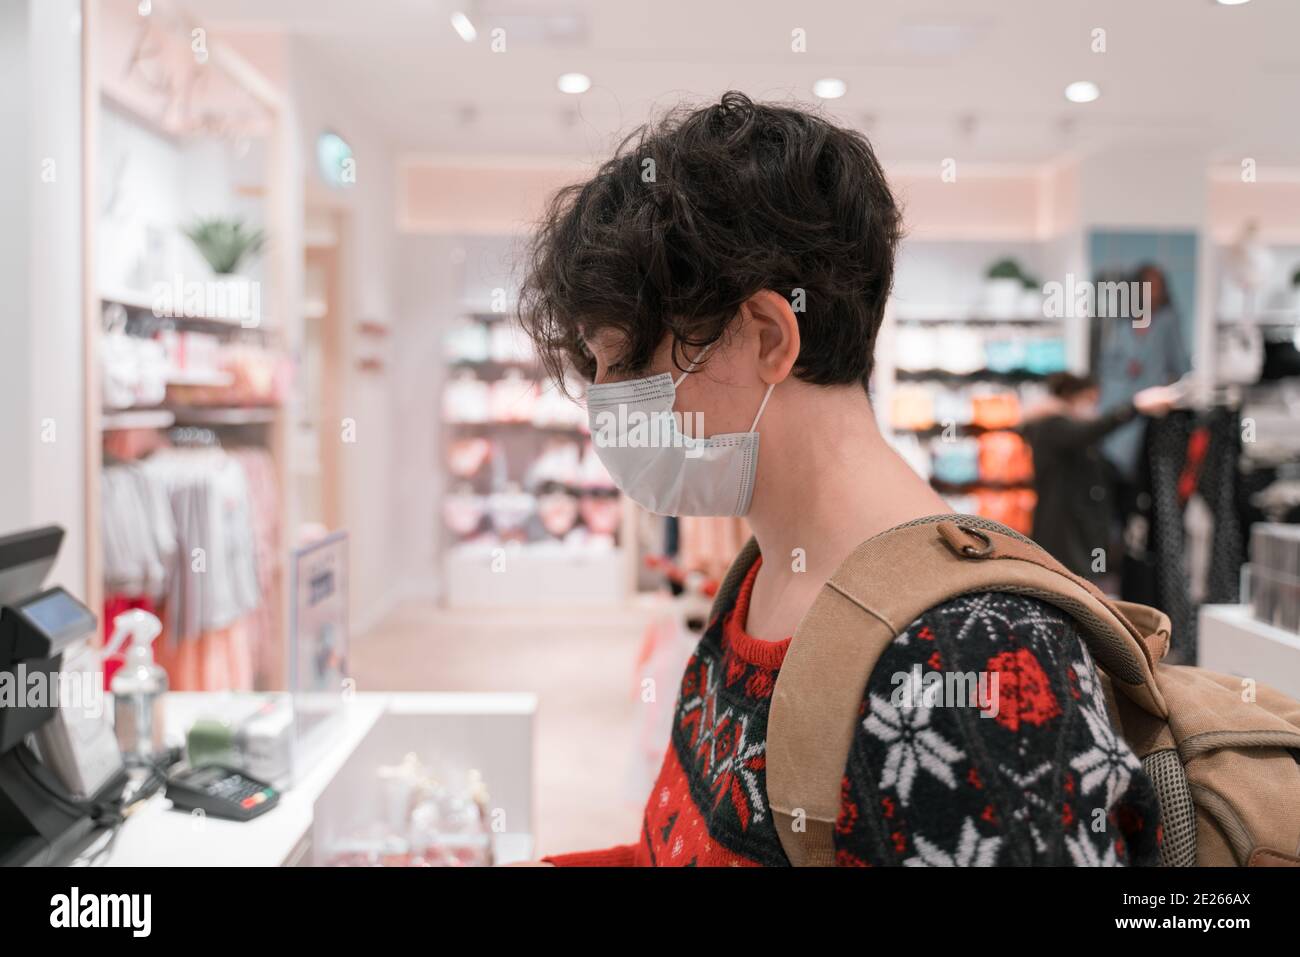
187,0,1300,167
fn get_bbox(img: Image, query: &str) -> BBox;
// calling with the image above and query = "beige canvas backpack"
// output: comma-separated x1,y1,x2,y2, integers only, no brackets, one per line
707,514,1300,866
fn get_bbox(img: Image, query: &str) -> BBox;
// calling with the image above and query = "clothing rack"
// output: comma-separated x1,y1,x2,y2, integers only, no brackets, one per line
168,426,221,447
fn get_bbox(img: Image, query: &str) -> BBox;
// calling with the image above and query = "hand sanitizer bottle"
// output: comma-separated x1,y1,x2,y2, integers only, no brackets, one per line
108,609,168,767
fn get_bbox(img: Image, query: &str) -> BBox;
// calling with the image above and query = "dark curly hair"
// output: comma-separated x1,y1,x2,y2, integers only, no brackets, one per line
517,91,903,395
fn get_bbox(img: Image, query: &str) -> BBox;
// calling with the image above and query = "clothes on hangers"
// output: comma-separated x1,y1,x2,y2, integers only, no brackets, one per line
101,443,274,692
151,448,262,642
102,461,178,600
153,618,254,692
1141,407,1243,662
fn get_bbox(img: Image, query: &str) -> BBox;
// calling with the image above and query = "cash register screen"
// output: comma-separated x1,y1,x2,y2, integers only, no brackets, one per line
23,590,94,636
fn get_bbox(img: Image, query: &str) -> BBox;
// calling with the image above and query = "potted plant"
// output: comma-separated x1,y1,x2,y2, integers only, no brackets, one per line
983,257,1026,318
1018,272,1045,319
184,218,266,274
182,218,266,324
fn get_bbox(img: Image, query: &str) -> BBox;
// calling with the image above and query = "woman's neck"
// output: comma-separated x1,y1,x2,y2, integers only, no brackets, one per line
740,382,950,640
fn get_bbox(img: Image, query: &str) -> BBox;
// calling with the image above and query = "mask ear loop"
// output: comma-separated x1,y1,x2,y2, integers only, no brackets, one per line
672,341,775,433
673,342,714,388
749,382,776,433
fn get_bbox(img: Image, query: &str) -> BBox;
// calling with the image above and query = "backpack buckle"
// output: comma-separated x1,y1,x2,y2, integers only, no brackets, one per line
938,522,995,559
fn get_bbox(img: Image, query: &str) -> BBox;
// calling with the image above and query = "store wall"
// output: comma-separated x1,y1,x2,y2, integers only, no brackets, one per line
96,103,268,295
286,38,404,635
392,236,451,596
0,0,86,594
1208,174,1300,244
890,168,1042,242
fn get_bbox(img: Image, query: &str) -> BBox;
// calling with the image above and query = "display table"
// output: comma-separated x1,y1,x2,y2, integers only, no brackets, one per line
96,691,536,866
1198,604,1300,701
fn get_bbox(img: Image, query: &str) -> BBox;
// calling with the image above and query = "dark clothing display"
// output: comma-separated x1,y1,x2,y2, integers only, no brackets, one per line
1262,338,1300,381
1139,408,1244,662
1020,403,1138,579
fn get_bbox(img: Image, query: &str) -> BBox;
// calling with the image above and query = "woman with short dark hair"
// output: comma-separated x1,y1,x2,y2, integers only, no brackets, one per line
517,92,1164,867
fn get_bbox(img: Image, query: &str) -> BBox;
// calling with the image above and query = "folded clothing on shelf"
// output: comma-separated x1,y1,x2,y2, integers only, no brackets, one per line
1024,336,1068,376
443,372,490,423
973,487,1037,536
489,320,535,364
933,387,973,427
978,430,1034,485
488,371,539,422
889,384,936,431
930,437,980,486
442,488,488,537
970,389,1022,430
101,330,169,409
447,437,493,478
444,318,490,363
936,327,985,374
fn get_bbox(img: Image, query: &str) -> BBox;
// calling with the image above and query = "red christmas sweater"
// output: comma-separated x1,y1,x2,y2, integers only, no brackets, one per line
546,557,1162,867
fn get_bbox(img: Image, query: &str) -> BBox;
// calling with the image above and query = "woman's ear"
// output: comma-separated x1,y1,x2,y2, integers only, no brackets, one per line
742,290,801,384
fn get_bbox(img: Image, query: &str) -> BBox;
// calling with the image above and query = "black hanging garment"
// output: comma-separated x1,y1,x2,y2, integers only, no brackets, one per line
1142,408,1243,663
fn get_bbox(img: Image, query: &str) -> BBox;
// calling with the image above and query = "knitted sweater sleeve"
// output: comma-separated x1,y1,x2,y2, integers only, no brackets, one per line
832,592,1163,866
541,844,638,867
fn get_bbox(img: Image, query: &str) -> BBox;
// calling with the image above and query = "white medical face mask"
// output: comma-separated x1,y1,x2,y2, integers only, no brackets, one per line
585,351,775,517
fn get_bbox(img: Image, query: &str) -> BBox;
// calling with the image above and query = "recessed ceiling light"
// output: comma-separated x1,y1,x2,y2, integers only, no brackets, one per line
813,78,847,100
1064,81,1100,103
557,72,591,94
1216,0,1251,6
450,12,476,42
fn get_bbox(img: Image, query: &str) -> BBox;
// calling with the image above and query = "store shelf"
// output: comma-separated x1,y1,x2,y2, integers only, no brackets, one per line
169,405,279,426
895,368,1052,384
100,287,276,331
894,423,996,438
443,545,627,608
101,409,177,431
447,419,587,435
1217,311,1300,327
894,315,1062,325
931,478,1034,493
448,358,542,376
166,369,235,387
99,286,156,311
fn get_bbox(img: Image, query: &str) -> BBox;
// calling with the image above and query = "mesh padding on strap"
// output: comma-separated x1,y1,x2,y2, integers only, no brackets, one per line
1143,749,1197,866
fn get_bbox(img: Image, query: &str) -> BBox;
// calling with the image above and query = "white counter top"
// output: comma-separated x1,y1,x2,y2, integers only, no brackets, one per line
1199,604,1300,700
95,691,537,867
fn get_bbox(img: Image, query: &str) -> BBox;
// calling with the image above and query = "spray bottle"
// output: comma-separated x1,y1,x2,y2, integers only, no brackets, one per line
107,608,168,767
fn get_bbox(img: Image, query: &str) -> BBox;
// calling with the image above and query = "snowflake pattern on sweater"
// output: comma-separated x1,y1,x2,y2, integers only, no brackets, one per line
620,558,1164,868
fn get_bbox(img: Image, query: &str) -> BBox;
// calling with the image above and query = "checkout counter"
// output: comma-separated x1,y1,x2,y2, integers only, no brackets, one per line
0,526,535,867
98,691,536,866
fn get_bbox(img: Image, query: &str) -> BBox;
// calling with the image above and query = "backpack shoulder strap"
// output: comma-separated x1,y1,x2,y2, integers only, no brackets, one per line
765,514,1169,866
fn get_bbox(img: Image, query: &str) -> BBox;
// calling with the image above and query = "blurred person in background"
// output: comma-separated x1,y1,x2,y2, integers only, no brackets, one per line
1096,263,1191,486
1022,372,1177,590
